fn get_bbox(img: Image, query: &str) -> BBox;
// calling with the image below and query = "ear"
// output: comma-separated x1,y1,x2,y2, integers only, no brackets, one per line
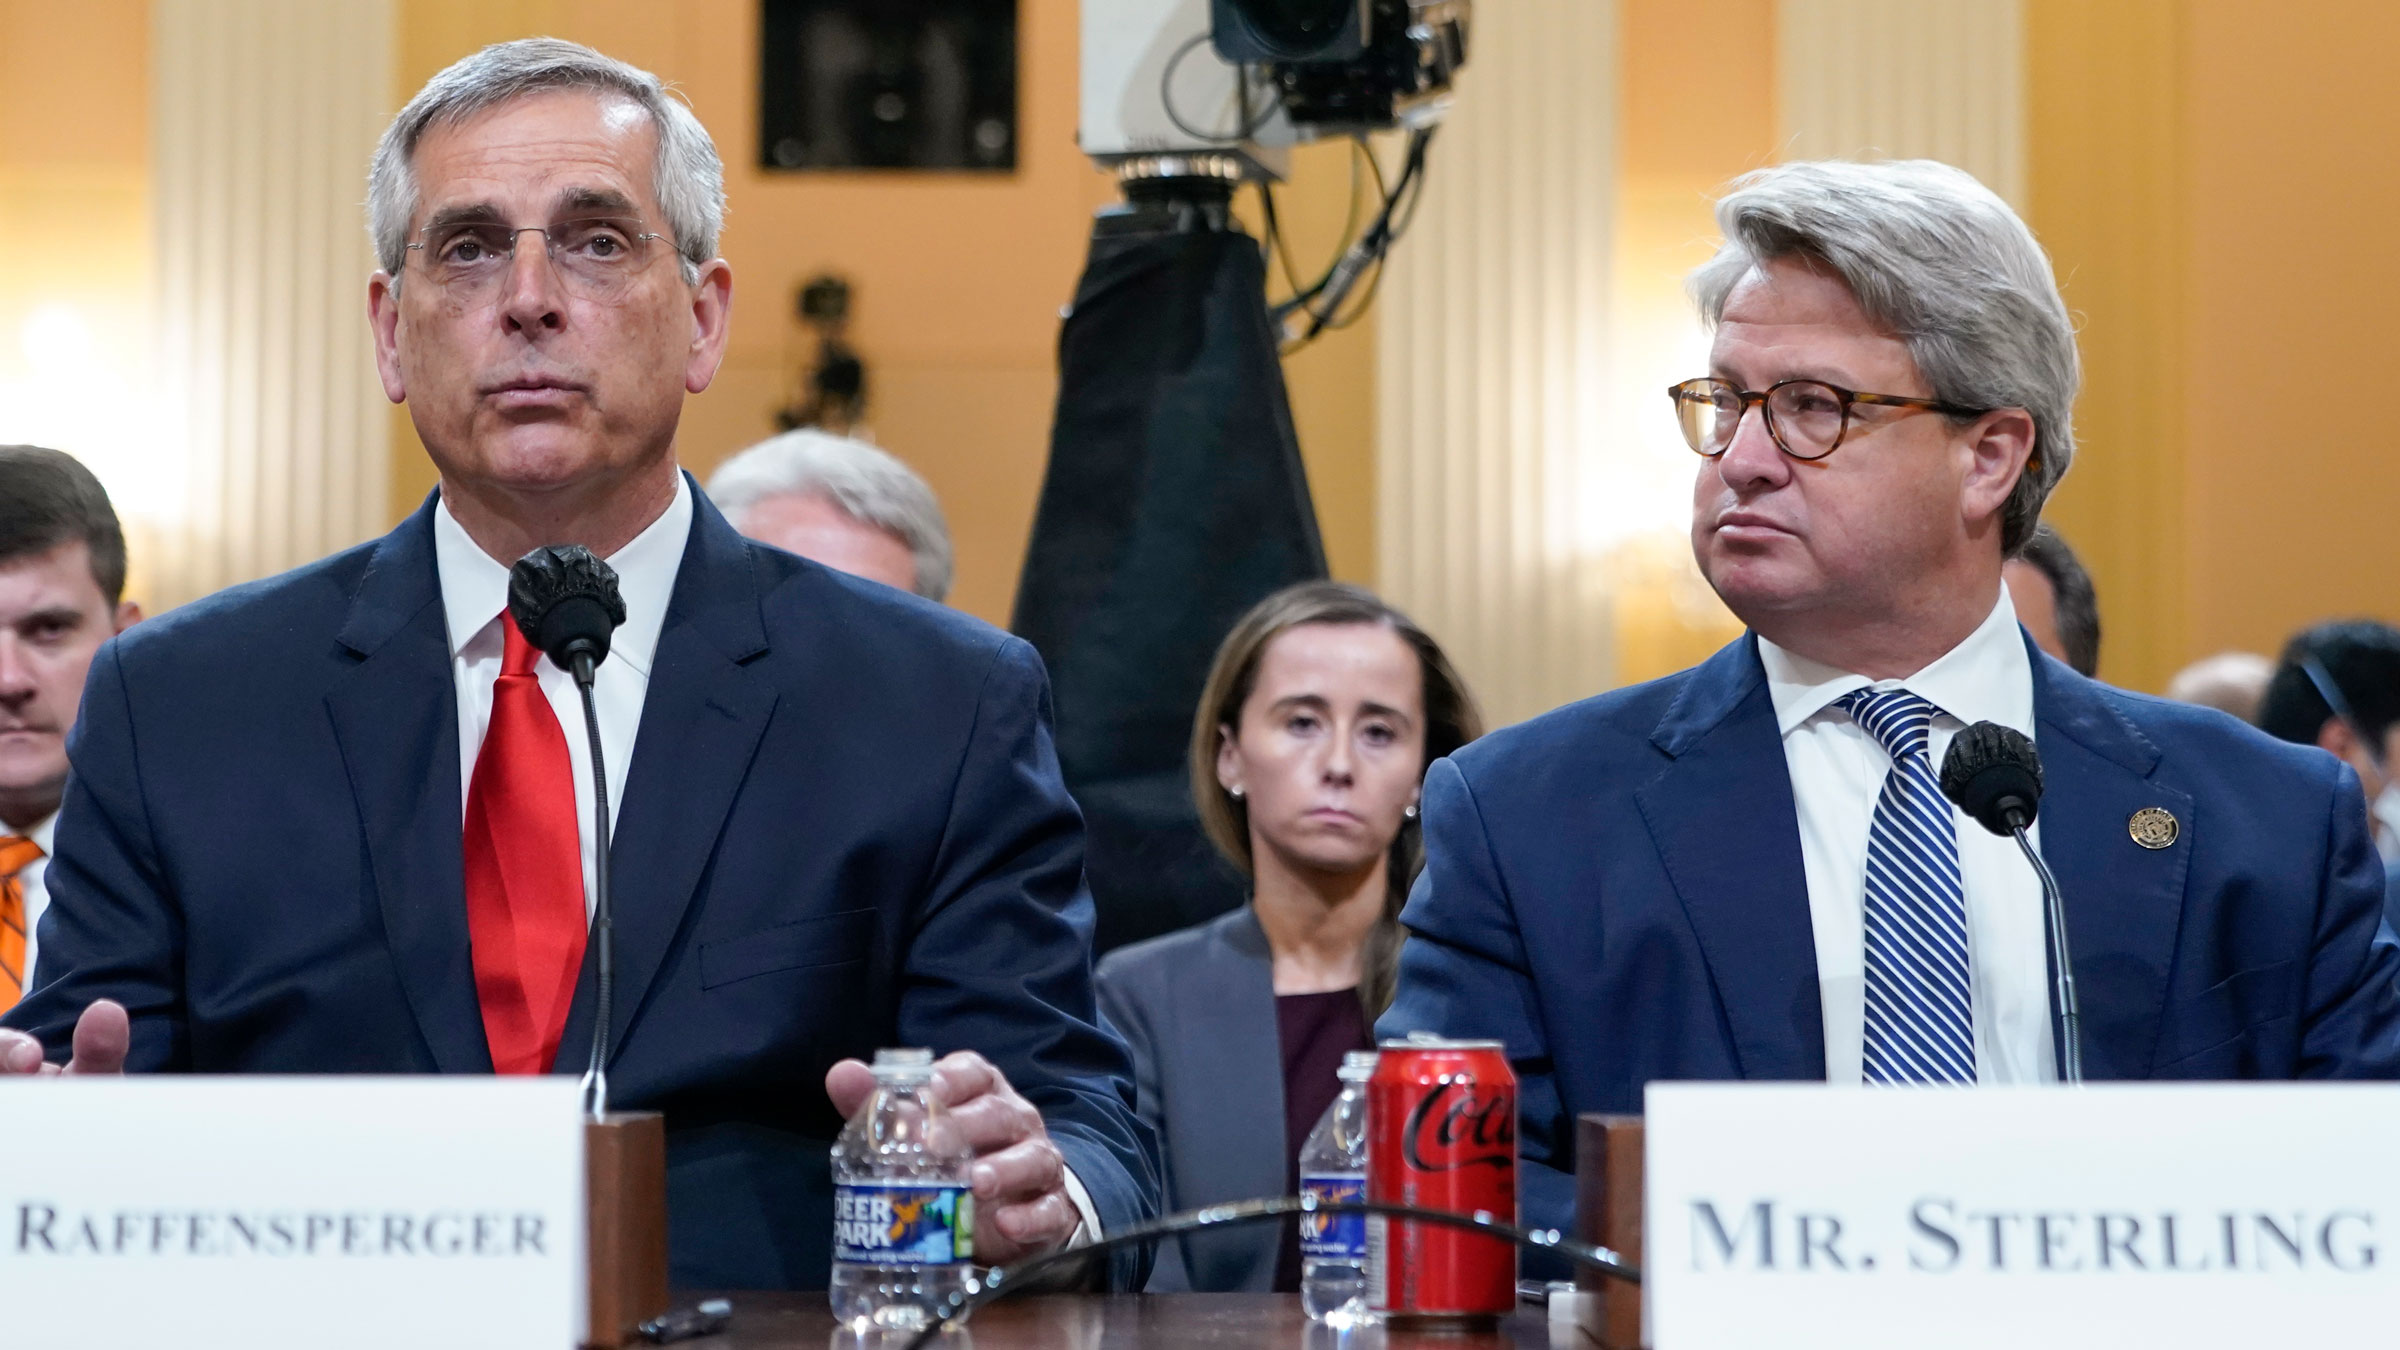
2318,717,2358,759
368,272,407,405
684,258,735,395
1958,407,2039,532
1215,723,1244,797
112,600,143,634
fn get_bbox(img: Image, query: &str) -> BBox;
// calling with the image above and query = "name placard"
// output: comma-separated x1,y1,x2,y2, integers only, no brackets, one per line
0,1077,585,1349
1644,1083,2400,1349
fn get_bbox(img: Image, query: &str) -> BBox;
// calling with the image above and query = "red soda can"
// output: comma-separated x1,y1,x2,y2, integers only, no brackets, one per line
1364,1035,1517,1327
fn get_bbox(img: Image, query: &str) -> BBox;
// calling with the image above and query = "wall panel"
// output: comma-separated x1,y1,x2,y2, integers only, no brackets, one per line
1376,0,1617,726
1779,0,2025,208
151,0,395,607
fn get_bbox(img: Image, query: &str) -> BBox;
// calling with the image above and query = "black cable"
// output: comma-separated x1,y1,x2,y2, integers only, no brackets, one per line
1159,36,1274,144
1288,129,1433,344
895,1195,1640,1350
1276,137,1375,313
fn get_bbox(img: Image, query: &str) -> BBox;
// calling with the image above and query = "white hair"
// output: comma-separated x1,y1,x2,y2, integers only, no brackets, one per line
706,430,955,603
367,38,725,285
1690,159,2079,556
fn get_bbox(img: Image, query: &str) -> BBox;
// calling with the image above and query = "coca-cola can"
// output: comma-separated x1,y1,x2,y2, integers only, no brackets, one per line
1364,1035,1517,1327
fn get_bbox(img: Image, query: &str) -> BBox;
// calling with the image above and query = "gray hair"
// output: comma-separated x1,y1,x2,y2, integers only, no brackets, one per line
367,38,725,285
706,430,955,603
1690,159,2078,556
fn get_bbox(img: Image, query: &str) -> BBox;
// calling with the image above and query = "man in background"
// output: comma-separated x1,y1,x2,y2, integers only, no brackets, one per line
2004,523,2100,677
0,446,141,1012
2258,620,2400,914
2167,650,2276,722
705,428,954,602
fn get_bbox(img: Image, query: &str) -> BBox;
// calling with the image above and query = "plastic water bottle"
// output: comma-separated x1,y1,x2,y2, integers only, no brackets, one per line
828,1048,976,1330
1298,1049,1379,1325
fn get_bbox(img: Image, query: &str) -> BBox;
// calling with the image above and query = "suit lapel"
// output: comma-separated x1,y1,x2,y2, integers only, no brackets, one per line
1173,911,1286,1204
554,490,778,1069
325,498,492,1074
2030,649,2191,1079
1632,638,1826,1080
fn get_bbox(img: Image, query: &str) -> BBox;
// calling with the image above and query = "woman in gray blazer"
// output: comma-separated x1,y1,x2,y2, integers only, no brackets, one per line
1095,582,1482,1292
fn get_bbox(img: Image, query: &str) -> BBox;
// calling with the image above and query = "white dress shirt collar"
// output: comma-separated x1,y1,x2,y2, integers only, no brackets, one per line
1756,583,2035,740
430,472,693,675
23,810,55,857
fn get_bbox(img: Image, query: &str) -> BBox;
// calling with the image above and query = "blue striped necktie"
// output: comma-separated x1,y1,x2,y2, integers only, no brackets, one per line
1838,688,1977,1085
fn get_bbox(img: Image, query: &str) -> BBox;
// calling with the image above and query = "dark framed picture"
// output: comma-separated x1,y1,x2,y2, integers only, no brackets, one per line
758,0,1019,172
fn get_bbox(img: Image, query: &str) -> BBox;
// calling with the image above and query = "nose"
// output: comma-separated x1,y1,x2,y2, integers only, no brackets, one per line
1712,399,1792,495
497,231,567,335
1321,725,1357,785
0,636,33,706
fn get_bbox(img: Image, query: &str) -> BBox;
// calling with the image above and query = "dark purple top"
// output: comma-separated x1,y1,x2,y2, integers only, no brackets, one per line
1271,987,1373,1291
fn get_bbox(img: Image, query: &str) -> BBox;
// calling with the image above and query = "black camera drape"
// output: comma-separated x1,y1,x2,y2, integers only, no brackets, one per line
1012,210,1328,954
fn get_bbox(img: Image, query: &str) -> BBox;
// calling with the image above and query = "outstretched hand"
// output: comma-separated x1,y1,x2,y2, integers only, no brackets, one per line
0,999,130,1075
827,1049,1078,1266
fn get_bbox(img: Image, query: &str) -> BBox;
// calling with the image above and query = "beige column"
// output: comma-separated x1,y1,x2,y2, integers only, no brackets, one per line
1374,0,1618,727
150,0,395,608
1778,0,2027,208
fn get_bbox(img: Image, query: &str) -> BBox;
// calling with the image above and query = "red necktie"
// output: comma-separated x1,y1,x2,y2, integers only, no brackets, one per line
462,610,587,1074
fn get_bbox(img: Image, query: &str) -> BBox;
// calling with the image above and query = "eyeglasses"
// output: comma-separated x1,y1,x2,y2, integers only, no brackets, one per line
403,217,669,300
1666,377,1988,461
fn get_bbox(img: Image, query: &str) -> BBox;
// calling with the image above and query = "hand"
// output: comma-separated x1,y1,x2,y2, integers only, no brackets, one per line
827,1050,1078,1266
0,999,130,1076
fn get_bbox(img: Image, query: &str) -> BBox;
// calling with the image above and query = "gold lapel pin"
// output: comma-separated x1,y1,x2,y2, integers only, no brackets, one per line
2129,806,2179,850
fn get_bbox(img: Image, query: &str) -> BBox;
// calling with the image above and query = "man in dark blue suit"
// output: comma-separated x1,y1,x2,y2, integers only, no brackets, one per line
0,39,1155,1291
1381,159,2400,1240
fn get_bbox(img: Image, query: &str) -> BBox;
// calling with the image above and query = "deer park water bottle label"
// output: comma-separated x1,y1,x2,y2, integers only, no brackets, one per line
832,1183,974,1265
1300,1175,1367,1260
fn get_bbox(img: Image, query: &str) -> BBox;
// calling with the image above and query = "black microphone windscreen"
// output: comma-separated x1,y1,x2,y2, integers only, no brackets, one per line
1939,720,2045,837
508,545,627,671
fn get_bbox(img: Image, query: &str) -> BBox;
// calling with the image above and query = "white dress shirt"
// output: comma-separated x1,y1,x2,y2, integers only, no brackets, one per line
432,475,1102,1240
13,810,55,991
1757,585,2059,1085
434,476,691,917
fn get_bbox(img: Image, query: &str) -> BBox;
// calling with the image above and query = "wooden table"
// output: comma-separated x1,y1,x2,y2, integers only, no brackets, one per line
673,1293,1577,1348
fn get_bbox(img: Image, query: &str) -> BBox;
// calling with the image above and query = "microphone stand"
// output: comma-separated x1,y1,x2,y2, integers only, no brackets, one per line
897,1196,1641,1350
2009,821,2082,1085
570,651,613,1122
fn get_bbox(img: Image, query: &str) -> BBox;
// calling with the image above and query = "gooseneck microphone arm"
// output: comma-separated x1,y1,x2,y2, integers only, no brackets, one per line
573,677,613,1121
507,545,628,1123
1939,720,2084,1085
896,1196,1642,1350
2006,816,2083,1076
2012,820,2081,1084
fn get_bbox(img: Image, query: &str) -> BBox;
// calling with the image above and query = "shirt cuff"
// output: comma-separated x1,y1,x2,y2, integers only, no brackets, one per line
1060,1163,1102,1247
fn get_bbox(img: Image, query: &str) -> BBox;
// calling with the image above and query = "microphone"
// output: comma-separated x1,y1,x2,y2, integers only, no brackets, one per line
508,546,627,1121
507,545,626,687
1938,722,2082,1084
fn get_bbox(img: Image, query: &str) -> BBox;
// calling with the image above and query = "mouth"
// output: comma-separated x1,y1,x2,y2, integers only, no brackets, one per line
1713,511,1795,541
481,374,590,408
1303,807,1364,826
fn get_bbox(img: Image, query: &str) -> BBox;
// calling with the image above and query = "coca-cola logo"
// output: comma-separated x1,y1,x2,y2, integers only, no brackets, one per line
1401,1079,1516,1171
